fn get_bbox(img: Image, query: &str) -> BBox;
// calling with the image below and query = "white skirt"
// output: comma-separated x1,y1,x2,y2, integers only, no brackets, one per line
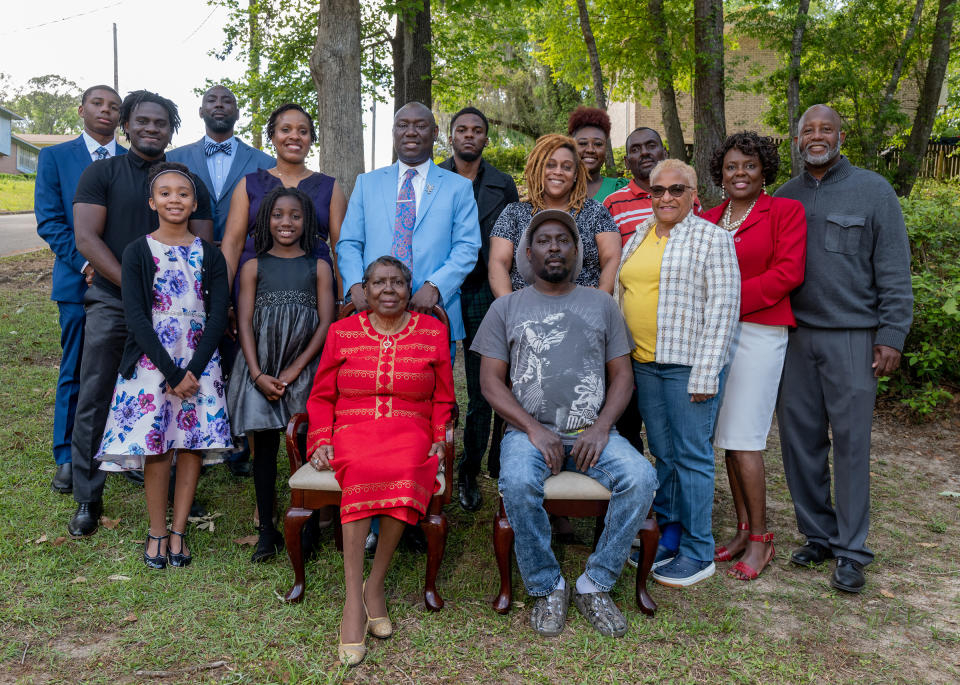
713,321,788,451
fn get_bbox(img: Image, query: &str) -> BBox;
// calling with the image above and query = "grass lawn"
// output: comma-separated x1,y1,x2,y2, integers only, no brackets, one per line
0,174,35,212
1,250,958,683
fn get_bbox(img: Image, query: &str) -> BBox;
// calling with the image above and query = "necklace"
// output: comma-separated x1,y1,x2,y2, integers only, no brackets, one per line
369,312,409,349
275,166,308,187
720,193,760,233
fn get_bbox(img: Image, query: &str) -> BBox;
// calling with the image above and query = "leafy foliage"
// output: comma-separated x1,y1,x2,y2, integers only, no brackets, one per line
1,74,82,135
885,180,960,416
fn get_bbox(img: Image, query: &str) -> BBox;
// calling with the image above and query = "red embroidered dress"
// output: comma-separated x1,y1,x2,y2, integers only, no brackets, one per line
306,312,455,524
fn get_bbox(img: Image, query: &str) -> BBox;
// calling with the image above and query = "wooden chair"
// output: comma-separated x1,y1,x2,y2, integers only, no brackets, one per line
281,303,458,611
492,474,660,616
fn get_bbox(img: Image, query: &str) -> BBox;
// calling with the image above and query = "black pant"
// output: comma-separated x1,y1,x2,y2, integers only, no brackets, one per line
252,430,281,528
71,285,126,504
458,282,500,478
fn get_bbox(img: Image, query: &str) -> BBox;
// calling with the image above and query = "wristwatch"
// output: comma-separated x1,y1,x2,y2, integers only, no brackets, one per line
423,280,440,293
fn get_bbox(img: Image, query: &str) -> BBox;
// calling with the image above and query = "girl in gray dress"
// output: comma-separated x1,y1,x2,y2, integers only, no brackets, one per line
228,186,335,562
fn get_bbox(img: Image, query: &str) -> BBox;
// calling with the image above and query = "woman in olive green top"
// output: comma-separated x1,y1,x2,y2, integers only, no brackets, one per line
568,106,628,202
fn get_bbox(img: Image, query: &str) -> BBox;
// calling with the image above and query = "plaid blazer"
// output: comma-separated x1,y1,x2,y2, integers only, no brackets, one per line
614,212,740,395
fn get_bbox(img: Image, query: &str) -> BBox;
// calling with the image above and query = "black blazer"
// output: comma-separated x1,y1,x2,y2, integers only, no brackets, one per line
438,156,519,287
118,236,230,388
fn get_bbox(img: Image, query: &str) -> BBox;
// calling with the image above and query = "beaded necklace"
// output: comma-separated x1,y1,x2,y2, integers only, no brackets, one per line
720,192,761,233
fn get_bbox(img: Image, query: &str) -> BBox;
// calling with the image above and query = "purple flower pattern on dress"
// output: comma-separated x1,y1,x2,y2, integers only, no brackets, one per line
153,291,172,311
186,320,203,350
155,318,182,346
159,269,188,297
111,391,142,431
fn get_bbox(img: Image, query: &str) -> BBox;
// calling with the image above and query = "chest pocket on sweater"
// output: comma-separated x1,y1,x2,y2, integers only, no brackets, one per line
824,213,866,255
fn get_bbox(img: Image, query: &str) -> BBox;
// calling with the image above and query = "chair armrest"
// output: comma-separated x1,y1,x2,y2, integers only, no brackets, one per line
285,412,309,477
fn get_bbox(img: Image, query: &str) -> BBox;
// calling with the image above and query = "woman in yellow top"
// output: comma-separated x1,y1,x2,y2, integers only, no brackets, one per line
614,159,740,588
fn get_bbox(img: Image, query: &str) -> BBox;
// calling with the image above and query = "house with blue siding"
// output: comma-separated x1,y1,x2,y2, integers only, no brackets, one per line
0,105,40,174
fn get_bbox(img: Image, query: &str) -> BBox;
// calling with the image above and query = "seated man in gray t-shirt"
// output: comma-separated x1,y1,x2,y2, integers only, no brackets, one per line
472,209,657,639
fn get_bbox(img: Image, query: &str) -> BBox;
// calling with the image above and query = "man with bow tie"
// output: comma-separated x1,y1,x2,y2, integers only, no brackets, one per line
167,85,274,243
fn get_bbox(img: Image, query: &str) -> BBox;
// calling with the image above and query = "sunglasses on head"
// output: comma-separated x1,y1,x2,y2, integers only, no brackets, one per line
650,184,692,198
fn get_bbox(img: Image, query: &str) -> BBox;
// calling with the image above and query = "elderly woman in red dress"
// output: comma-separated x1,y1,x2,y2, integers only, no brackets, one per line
306,255,455,666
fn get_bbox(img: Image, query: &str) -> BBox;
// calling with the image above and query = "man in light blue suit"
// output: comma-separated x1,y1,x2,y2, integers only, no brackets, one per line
338,101,481,346
167,85,273,242
35,84,125,494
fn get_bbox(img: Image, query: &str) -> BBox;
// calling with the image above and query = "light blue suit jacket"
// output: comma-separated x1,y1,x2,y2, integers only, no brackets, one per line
167,137,274,241
35,136,127,303
337,161,481,340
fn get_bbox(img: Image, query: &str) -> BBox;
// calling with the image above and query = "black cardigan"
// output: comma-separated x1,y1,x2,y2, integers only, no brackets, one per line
118,236,230,388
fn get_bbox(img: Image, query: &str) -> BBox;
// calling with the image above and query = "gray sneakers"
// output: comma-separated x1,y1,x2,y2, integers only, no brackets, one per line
573,590,628,637
530,583,572,637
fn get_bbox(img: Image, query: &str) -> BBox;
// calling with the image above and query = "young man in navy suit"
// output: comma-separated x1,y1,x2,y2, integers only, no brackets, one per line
35,84,124,494
167,85,274,242
168,84,273,477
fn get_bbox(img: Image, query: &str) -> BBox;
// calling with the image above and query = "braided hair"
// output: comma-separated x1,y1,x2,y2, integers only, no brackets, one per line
252,185,319,256
523,134,588,214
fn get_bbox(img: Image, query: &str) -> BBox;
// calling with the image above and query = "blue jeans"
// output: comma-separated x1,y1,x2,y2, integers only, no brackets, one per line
633,362,725,562
498,430,657,596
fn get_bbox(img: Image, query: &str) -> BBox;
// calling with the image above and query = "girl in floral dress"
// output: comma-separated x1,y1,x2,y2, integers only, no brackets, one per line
96,162,232,570
227,186,334,562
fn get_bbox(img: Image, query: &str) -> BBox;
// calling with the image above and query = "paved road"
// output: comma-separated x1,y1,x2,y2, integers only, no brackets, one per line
0,213,45,257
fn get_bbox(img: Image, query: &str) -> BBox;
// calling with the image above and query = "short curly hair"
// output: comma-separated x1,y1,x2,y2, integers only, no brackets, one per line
119,90,180,135
266,103,318,143
567,106,611,138
709,131,780,187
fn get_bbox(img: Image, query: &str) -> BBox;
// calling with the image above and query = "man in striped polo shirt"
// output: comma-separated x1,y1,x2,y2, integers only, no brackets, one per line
603,128,667,246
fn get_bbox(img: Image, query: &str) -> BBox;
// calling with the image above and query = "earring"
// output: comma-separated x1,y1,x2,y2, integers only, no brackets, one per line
721,186,726,200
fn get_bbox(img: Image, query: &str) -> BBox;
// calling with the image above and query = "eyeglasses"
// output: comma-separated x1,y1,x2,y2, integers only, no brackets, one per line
650,184,692,198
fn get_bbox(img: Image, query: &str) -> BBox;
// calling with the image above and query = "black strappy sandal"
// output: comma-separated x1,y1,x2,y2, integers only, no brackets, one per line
144,532,168,570
167,529,192,568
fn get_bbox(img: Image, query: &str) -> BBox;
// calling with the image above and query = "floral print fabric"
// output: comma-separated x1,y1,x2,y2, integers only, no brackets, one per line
97,236,231,470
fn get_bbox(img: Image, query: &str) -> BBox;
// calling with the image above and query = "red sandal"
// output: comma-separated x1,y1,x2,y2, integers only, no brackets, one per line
729,532,775,581
714,521,749,562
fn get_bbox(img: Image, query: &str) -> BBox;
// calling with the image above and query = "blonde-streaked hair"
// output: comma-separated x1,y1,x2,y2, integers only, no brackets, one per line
649,158,697,189
522,134,588,214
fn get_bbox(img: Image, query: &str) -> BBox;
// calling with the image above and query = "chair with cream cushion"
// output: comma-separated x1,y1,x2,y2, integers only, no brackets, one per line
492,471,659,616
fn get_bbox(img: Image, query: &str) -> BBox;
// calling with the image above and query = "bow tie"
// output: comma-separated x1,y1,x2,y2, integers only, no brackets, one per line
204,141,233,157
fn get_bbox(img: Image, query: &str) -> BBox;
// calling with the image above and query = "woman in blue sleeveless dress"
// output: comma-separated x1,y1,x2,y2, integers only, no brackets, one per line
222,103,346,301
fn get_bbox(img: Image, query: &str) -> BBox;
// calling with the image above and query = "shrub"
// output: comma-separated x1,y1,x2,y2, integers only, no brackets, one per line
886,180,960,417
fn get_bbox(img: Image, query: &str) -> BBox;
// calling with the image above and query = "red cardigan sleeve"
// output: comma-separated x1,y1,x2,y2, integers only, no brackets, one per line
306,325,341,454
740,198,807,316
430,331,455,443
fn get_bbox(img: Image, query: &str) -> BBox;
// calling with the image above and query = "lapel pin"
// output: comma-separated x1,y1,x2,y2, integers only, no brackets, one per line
426,183,434,194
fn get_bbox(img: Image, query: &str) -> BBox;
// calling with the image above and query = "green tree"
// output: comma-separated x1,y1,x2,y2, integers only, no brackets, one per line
3,74,81,134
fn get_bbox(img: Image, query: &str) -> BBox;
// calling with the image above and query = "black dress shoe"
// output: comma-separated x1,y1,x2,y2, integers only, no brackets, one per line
831,557,866,593
68,501,103,537
401,524,428,555
51,463,73,493
364,531,379,558
227,460,252,477
458,472,482,512
790,541,834,566
251,525,284,563
123,469,145,486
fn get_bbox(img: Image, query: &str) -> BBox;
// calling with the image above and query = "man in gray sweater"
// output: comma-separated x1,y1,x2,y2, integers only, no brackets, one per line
774,104,913,593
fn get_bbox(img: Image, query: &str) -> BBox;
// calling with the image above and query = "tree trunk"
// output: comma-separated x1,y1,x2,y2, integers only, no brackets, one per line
648,0,688,163
575,0,616,172
693,0,726,206
787,0,811,177
248,0,262,150
893,0,956,196
311,0,365,196
391,0,432,111
863,0,925,167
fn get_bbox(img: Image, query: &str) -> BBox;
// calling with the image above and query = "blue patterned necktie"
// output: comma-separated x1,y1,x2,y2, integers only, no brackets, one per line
392,168,418,266
204,141,233,157
95,146,109,160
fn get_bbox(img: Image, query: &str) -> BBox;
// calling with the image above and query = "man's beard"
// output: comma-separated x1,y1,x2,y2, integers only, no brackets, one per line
801,139,841,166
538,265,571,283
202,113,238,135
456,147,481,163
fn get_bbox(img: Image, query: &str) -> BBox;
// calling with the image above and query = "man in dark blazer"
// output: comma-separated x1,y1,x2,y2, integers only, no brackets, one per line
35,84,124,494
438,106,519,511
167,84,274,242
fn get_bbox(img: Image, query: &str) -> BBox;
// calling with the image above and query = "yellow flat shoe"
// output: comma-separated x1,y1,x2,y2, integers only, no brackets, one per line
338,620,367,667
363,581,393,639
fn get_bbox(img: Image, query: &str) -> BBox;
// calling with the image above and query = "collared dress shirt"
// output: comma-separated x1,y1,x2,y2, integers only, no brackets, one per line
81,131,117,161
204,135,237,199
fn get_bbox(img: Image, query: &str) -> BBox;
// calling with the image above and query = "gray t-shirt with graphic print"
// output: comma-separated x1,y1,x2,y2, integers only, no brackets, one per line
471,285,633,442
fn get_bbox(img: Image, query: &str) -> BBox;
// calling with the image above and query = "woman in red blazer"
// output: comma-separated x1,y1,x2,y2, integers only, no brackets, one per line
703,132,807,581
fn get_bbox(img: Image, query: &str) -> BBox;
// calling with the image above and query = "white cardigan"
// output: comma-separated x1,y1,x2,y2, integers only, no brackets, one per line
614,212,740,395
